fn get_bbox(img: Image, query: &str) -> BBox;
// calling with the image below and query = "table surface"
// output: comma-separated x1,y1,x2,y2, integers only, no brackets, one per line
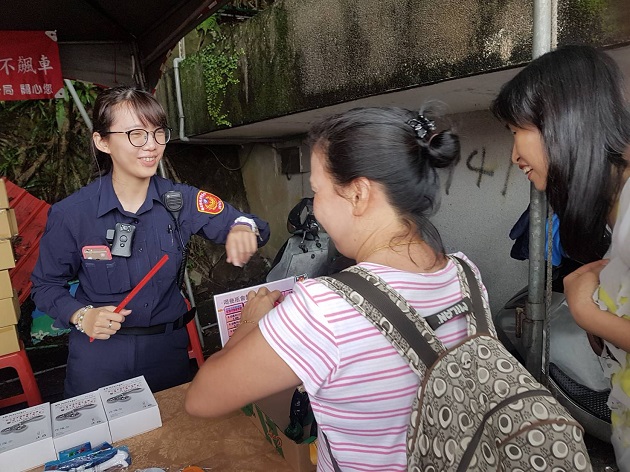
32,383,294,472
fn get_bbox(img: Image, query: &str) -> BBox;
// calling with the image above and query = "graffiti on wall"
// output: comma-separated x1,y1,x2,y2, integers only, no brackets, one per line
444,146,515,197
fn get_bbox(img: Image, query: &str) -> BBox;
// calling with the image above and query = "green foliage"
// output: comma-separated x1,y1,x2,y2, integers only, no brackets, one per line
576,0,606,11
0,146,19,176
196,15,221,40
0,81,99,202
187,16,243,127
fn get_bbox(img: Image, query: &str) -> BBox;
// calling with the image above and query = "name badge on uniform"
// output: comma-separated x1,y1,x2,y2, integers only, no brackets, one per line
81,245,112,260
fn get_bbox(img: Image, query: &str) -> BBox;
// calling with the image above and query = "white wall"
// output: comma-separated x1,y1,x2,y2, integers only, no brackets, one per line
433,110,530,312
241,109,531,313
240,143,311,260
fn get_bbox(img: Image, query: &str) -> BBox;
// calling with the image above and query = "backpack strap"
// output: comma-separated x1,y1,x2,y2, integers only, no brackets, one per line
449,255,494,335
321,256,492,370
418,257,490,332
330,269,441,368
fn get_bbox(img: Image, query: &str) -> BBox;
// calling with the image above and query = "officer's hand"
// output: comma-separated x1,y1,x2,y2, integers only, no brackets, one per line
83,306,131,340
226,224,258,267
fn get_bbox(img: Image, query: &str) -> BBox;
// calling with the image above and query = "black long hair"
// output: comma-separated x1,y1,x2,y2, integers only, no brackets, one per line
492,45,630,262
308,107,460,255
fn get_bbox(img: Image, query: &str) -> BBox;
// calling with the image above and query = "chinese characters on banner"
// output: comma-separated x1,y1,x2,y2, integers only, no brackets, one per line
0,30,64,101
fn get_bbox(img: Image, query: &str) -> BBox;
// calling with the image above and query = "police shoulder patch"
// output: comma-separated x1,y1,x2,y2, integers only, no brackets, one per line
196,191,224,215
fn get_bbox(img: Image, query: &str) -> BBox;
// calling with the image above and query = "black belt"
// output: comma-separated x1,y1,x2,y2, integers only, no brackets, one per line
117,308,196,336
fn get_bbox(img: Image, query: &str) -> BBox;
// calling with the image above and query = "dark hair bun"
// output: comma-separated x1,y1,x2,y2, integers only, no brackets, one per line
423,130,460,169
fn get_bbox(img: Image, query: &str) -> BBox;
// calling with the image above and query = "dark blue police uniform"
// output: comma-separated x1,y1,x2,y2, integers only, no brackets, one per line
31,173,270,397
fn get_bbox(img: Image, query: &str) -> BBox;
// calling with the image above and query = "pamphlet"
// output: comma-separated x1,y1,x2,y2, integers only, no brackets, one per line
214,275,304,346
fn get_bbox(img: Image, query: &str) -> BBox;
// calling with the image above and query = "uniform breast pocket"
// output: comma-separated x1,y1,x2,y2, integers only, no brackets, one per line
158,232,183,282
81,259,132,295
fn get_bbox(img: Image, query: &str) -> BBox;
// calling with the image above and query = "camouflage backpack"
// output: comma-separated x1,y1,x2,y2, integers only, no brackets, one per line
319,256,592,471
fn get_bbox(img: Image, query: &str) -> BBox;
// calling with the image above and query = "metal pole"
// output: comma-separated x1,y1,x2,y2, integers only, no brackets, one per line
525,0,553,381
64,79,92,131
532,0,552,58
173,57,190,142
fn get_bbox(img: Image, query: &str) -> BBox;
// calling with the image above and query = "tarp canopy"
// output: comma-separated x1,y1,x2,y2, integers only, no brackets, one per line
0,0,229,91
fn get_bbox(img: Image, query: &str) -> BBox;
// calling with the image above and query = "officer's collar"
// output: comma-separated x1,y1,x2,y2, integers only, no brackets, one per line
96,173,162,217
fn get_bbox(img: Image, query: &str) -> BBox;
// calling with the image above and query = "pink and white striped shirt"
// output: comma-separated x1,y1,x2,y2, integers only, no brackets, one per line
259,252,489,471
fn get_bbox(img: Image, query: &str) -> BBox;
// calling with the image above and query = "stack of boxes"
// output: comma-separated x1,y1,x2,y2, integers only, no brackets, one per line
0,375,162,470
0,402,56,471
0,179,20,356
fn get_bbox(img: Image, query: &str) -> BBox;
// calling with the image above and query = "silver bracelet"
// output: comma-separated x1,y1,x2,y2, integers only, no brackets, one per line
75,305,93,334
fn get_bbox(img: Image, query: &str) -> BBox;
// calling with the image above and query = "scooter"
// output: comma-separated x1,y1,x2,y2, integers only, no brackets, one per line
495,279,612,443
493,210,613,444
266,197,352,283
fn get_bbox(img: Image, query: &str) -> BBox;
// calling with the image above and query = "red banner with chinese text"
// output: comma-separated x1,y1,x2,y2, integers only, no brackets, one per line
0,31,64,101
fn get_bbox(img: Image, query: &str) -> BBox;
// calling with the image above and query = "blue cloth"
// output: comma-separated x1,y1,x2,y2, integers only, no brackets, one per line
31,282,76,344
509,206,564,266
30,173,270,396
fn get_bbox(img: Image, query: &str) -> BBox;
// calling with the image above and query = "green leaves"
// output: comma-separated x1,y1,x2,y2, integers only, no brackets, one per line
0,80,98,202
196,15,221,40
186,15,243,127
199,45,242,127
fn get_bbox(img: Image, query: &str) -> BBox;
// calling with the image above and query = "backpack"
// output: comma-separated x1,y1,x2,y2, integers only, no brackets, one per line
318,256,592,471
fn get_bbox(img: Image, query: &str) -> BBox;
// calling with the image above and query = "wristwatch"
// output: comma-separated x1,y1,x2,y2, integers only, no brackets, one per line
230,216,261,239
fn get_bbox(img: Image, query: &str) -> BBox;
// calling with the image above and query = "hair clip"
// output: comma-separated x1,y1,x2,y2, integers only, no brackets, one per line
407,115,436,141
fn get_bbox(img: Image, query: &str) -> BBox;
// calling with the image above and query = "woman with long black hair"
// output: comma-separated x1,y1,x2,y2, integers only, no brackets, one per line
492,44,630,470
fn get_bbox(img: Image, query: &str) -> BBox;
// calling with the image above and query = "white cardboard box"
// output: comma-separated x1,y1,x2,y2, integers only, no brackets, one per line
51,391,111,453
98,376,161,442
214,275,301,346
0,402,56,472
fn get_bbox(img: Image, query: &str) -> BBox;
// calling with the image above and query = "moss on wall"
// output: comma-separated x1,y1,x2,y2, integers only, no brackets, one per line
164,0,630,135
559,0,630,45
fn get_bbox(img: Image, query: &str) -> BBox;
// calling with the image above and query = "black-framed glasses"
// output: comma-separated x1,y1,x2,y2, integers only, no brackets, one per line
104,127,171,147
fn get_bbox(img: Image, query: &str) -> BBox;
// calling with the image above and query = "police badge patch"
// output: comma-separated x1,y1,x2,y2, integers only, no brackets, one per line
196,191,224,215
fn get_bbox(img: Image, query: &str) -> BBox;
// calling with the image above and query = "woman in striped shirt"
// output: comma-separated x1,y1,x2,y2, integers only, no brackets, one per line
186,107,489,471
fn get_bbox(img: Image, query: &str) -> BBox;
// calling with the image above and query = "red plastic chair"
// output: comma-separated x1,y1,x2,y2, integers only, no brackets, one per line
0,342,42,409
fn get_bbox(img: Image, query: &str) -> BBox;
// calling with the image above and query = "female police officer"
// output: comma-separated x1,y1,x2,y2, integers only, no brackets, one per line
31,86,270,398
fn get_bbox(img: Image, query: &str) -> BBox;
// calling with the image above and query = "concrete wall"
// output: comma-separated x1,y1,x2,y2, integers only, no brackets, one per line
240,142,312,259
434,110,530,312
160,0,630,135
168,0,532,134
240,109,530,313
